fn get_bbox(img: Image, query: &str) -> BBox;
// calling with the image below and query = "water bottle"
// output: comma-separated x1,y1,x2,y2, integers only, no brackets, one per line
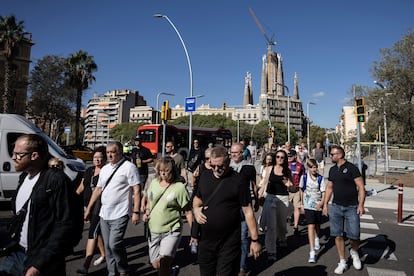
191,242,198,254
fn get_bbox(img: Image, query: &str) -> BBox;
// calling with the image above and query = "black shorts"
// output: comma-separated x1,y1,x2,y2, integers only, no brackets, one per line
88,213,101,239
304,209,323,225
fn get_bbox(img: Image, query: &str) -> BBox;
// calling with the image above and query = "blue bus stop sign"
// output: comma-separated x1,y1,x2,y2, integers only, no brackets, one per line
185,97,196,112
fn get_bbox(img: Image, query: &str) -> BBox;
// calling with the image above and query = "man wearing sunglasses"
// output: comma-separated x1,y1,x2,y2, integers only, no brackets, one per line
323,145,365,274
0,134,75,275
192,146,261,276
229,143,258,275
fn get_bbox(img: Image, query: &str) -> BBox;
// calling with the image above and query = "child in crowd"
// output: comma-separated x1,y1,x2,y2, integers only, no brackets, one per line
299,158,326,263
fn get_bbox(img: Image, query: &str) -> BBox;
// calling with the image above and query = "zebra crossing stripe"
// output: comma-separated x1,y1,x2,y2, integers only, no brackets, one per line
367,266,406,276
361,222,380,230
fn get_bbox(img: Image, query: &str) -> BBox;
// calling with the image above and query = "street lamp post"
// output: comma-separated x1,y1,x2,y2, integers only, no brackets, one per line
276,83,290,143
307,102,316,152
156,92,175,124
374,81,389,172
154,14,194,151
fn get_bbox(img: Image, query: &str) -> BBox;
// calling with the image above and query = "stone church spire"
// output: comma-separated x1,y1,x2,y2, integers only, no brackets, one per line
243,72,253,106
293,72,300,99
261,54,267,96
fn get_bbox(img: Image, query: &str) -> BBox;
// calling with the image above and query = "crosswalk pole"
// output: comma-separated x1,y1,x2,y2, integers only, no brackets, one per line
397,183,403,223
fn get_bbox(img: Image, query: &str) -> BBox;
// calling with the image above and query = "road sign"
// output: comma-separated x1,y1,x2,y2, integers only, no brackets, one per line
185,97,196,112
64,126,71,133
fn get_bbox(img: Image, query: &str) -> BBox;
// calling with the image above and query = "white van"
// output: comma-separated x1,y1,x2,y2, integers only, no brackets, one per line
0,114,86,201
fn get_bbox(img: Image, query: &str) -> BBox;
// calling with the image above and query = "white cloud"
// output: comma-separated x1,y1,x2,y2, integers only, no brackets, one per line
313,91,325,98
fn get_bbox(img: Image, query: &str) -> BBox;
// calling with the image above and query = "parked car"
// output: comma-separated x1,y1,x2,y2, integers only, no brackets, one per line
62,145,94,162
0,114,85,201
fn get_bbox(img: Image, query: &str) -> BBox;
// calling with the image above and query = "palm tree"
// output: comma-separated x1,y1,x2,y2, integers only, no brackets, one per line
65,50,97,145
0,15,25,113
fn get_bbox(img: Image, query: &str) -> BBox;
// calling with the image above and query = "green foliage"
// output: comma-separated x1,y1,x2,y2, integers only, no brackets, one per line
110,122,143,143
28,55,75,136
0,15,25,113
64,50,98,144
368,29,414,144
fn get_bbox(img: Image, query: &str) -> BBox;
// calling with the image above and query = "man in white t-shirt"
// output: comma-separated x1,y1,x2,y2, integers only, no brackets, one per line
85,141,141,276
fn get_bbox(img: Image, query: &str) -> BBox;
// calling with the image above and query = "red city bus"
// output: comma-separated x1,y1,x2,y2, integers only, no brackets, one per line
137,124,232,159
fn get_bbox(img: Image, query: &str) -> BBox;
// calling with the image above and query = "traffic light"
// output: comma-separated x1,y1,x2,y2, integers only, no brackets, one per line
222,102,226,110
355,97,366,122
268,128,272,137
161,100,171,120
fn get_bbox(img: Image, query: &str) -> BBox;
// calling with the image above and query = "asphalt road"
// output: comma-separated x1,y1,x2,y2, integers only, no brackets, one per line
2,203,412,276
1,158,413,275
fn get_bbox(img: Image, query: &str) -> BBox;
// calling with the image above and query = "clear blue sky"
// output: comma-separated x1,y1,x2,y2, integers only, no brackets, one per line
3,0,413,128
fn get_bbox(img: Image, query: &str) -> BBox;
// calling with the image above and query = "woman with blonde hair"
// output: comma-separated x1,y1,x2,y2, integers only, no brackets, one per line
143,156,193,275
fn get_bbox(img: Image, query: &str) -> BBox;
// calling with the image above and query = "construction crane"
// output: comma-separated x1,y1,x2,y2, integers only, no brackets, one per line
248,7,276,50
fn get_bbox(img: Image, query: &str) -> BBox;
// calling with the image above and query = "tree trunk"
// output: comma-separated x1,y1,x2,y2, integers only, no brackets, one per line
75,88,82,145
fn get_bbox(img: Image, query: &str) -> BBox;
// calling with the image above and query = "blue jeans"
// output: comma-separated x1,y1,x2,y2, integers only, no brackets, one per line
100,215,130,276
0,250,27,275
329,203,360,240
240,220,248,271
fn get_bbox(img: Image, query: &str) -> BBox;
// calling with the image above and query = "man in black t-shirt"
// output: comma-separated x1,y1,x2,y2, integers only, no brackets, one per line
131,135,153,190
323,145,365,274
192,146,261,276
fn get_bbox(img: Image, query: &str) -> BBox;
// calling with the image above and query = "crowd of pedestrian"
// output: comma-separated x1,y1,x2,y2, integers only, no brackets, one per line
0,134,366,276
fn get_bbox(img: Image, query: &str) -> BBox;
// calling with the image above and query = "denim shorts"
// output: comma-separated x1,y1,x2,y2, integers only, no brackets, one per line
329,203,360,240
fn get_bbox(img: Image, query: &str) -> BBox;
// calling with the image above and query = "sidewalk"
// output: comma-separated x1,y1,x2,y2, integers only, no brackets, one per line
364,177,414,212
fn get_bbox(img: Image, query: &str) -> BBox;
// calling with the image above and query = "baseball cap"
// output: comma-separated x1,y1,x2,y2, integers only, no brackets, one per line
134,135,142,141
288,149,297,157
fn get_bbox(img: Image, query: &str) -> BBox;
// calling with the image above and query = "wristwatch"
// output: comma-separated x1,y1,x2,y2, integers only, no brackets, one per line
133,211,140,214
251,238,259,243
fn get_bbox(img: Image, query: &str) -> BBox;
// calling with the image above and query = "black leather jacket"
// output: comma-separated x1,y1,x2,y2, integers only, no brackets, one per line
15,168,74,274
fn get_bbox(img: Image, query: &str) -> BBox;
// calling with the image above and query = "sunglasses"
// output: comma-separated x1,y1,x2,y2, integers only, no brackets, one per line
276,155,285,159
211,164,225,170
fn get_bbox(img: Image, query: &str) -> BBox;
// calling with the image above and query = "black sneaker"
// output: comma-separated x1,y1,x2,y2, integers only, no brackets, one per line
171,265,180,276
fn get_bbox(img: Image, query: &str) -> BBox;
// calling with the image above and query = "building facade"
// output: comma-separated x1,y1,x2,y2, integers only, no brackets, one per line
83,89,146,148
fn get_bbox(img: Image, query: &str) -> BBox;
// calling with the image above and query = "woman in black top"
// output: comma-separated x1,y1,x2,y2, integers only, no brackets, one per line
76,146,107,274
259,149,293,261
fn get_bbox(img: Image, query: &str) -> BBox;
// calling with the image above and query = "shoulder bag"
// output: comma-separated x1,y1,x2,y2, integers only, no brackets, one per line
0,178,37,256
145,182,172,240
258,166,272,206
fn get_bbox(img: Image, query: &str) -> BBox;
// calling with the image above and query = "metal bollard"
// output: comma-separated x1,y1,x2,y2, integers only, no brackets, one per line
397,183,403,223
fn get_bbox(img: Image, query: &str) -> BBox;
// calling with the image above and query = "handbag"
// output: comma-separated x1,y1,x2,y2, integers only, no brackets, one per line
258,166,272,206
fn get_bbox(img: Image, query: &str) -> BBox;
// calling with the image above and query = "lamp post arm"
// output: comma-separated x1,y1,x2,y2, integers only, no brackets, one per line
157,14,194,151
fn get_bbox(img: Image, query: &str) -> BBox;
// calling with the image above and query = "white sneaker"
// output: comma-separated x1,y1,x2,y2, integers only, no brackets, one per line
314,238,320,250
308,251,316,263
334,261,348,274
93,256,105,266
350,249,362,270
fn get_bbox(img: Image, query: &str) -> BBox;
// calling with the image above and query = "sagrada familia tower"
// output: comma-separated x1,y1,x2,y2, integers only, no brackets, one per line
242,44,305,138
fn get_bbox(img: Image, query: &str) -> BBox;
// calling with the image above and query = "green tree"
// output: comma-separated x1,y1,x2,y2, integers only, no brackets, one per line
110,122,143,143
28,55,75,137
0,15,25,113
65,50,97,145
369,29,414,145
